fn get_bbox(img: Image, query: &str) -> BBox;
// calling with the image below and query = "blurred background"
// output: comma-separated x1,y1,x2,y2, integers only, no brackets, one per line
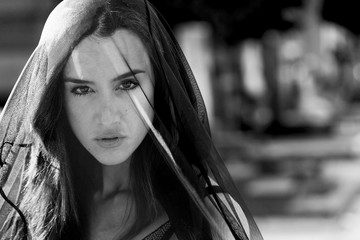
1,0,360,239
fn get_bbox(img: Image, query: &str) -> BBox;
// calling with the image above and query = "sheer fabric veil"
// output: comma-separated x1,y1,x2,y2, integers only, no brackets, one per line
0,0,263,239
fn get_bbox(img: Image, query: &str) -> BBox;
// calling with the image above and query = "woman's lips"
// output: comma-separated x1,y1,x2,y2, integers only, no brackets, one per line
95,136,124,149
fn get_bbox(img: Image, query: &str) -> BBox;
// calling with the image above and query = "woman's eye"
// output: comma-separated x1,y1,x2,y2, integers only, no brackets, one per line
71,86,93,96
119,79,139,91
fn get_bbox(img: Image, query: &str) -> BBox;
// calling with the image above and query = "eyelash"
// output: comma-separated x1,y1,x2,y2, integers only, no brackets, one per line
70,79,140,96
117,79,139,91
71,86,94,96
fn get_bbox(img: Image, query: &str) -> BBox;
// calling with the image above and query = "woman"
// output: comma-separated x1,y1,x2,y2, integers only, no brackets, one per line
0,0,263,239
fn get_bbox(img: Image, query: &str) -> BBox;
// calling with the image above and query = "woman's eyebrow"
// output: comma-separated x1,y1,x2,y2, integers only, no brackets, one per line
64,78,94,84
112,69,145,82
64,69,145,84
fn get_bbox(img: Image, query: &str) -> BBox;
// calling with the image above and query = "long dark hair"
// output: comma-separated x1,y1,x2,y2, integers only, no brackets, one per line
11,1,211,239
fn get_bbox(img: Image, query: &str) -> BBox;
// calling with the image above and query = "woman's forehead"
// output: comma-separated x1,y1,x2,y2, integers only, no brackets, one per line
64,29,151,80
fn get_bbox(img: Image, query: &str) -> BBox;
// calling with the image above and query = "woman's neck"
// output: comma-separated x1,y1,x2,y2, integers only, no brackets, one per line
98,159,131,199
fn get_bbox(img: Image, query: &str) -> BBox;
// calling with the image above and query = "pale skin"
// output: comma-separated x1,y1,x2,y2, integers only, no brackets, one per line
63,29,247,240
63,29,161,239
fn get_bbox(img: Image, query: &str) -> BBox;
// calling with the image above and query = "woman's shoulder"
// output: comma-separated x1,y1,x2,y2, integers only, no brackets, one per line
203,177,250,239
132,214,175,240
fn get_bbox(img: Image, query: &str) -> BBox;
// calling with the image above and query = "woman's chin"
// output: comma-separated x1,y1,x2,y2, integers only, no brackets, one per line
96,157,130,166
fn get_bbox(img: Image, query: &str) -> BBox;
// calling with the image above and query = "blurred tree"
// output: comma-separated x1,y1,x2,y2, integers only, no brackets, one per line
322,0,360,35
151,0,302,45
47,0,360,43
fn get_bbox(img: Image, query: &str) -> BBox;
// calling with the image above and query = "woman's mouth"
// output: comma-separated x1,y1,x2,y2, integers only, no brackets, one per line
95,136,124,149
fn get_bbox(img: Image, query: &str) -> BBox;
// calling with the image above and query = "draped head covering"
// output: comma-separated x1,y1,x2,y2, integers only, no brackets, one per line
0,0,263,239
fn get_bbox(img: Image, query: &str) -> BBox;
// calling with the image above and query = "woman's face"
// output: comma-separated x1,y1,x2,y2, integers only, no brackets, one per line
63,29,154,166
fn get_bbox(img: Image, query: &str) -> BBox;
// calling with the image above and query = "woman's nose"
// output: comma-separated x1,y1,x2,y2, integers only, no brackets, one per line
98,97,120,126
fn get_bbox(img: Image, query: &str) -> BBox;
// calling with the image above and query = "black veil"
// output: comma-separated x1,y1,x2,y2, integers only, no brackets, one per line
0,0,263,239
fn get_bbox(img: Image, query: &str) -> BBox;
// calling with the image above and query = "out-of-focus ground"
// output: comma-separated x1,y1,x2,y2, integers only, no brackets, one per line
215,107,360,239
